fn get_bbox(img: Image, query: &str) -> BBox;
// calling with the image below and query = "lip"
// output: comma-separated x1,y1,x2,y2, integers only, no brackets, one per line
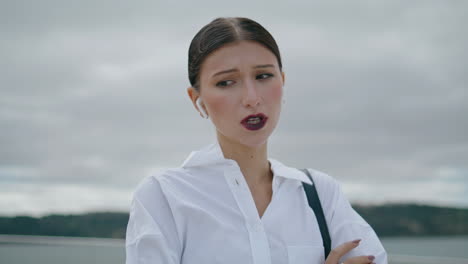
240,113,268,131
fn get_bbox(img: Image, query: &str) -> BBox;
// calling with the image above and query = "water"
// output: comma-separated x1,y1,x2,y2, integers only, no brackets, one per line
382,236,468,264
0,243,124,264
382,236,468,258
1,235,467,264
0,235,124,264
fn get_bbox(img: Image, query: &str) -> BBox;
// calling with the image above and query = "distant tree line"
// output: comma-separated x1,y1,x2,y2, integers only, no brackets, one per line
0,212,128,238
354,203,468,237
1,204,467,238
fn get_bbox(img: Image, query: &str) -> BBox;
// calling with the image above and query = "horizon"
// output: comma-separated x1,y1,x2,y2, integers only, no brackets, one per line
2,201,468,219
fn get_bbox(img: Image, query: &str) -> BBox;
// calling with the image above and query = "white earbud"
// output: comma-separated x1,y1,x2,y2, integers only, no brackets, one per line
196,98,208,119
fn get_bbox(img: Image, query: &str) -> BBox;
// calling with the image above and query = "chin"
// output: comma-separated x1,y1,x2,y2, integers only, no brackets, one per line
237,129,274,148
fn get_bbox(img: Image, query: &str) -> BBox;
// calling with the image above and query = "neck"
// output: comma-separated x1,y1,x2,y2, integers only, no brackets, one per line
217,132,272,186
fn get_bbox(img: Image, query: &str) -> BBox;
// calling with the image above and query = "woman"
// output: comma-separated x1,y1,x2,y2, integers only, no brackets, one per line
125,17,387,264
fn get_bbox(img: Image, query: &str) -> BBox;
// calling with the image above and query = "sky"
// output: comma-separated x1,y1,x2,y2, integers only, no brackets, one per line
1,1,467,216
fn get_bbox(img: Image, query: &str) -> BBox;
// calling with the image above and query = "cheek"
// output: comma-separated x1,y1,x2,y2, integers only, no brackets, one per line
205,94,233,117
266,82,283,102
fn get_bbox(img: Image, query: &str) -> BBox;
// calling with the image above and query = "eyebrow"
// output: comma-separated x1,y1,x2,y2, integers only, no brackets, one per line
211,64,275,78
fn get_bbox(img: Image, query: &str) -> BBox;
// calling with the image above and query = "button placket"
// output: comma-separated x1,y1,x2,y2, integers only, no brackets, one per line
224,164,272,264
253,221,263,232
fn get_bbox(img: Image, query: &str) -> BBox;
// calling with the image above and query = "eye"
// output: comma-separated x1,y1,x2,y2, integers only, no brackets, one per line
216,80,235,87
256,73,274,80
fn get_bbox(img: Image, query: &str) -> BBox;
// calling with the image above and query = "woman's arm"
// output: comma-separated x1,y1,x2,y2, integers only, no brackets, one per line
310,169,388,264
125,176,182,264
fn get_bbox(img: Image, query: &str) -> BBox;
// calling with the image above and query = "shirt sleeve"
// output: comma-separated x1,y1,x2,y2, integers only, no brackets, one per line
311,170,388,264
125,176,181,264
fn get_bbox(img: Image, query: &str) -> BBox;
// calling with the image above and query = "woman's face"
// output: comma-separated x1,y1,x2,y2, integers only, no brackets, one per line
190,40,285,148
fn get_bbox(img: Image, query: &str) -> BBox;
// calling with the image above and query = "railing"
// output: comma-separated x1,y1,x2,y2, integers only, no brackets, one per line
389,254,468,264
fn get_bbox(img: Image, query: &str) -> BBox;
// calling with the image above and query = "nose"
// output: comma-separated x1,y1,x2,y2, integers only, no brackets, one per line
241,80,260,108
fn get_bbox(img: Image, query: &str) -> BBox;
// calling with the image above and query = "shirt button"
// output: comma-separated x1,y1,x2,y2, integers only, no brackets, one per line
234,178,240,186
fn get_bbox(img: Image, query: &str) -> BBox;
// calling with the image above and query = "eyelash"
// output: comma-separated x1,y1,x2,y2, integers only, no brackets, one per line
215,73,274,87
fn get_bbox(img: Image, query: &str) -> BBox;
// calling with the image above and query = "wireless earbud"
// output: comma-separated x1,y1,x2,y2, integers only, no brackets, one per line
196,98,208,119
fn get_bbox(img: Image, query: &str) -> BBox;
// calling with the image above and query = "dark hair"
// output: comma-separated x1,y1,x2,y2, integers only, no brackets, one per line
188,17,283,91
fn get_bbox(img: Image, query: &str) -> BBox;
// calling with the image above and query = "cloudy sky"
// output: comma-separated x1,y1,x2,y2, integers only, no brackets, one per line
1,1,467,216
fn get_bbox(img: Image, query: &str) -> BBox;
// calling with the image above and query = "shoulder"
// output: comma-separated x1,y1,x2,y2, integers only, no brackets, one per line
127,167,188,235
131,167,188,202
305,168,342,195
304,168,347,221
126,168,184,252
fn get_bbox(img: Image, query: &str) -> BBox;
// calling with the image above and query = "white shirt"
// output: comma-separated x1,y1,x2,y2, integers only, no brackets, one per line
125,142,388,264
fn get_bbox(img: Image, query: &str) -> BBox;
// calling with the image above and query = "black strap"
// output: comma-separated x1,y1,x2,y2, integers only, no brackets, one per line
300,168,331,259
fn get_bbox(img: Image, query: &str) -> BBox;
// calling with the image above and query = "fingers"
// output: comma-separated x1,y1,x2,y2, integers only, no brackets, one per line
325,239,361,264
343,255,375,264
325,239,376,264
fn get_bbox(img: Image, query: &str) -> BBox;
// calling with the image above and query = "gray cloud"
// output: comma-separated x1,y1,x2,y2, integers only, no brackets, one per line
1,0,467,215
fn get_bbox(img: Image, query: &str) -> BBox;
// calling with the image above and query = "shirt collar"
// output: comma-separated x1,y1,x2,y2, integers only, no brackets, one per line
181,141,312,185
268,158,312,185
181,141,234,168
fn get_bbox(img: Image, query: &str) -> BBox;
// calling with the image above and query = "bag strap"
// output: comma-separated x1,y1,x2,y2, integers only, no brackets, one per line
300,168,331,259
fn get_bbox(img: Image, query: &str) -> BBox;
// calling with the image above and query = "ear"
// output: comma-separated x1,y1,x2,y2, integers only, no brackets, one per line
281,71,286,86
187,86,201,112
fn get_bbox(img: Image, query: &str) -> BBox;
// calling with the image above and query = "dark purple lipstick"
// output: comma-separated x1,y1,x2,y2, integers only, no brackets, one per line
241,113,268,131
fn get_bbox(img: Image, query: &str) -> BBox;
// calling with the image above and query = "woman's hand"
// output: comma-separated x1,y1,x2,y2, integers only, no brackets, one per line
324,239,376,264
